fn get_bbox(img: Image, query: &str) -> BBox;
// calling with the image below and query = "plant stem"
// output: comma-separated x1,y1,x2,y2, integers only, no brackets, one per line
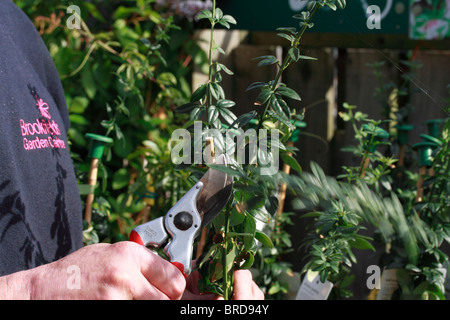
358,135,375,177
222,199,232,300
206,0,216,107
256,3,321,133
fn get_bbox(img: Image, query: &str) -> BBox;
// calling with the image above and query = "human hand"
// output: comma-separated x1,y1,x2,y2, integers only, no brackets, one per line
2,242,186,300
232,269,265,300
182,269,264,300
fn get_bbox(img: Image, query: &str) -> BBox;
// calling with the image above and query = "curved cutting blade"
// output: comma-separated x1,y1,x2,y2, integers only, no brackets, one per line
196,154,233,228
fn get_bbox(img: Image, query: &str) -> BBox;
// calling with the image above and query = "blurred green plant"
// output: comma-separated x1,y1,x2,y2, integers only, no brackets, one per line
368,57,450,299
297,100,449,299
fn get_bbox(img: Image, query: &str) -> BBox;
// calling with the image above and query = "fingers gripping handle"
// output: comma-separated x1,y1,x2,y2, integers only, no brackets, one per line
130,217,168,248
129,227,187,277
130,182,203,277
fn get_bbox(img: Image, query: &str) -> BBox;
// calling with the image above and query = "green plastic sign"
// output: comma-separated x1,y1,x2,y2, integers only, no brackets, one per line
221,0,410,34
221,0,450,39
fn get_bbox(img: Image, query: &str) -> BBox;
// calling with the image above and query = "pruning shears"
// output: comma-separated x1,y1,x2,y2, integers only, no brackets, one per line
130,154,233,277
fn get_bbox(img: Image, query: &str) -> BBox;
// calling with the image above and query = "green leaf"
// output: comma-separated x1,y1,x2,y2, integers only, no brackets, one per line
81,71,97,99
276,95,291,118
191,84,208,102
325,2,337,11
209,82,222,100
337,0,346,9
256,231,274,249
348,236,375,251
197,9,213,21
219,107,237,125
281,153,302,173
288,47,300,62
69,96,90,114
207,105,219,124
222,14,237,25
225,243,237,273
82,2,106,22
301,211,323,218
239,251,255,269
298,55,318,61
256,88,273,105
215,8,224,21
246,82,267,92
216,63,234,75
243,215,257,251
270,95,287,119
277,33,295,44
276,86,301,101
69,114,89,126
112,168,130,190
175,102,200,114
217,99,236,108
253,55,279,68
266,110,293,130
190,106,205,121
228,111,257,129
265,195,279,216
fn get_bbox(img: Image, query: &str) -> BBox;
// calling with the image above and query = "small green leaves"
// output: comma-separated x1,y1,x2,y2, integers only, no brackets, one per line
216,99,235,109
228,110,257,129
191,83,208,102
336,0,347,10
218,107,237,125
276,86,301,101
210,82,225,100
190,104,205,121
207,105,219,123
197,9,213,22
218,14,237,29
197,8,237,29
253,55,279,68
246,82,268,92
256,231,274,249
277,32,296,45
216,62,234,75
174,101,200,114
281,153,302,173
288,47,300,62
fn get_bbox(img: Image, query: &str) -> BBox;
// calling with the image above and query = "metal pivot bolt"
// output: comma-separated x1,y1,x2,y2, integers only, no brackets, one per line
173,212,194,231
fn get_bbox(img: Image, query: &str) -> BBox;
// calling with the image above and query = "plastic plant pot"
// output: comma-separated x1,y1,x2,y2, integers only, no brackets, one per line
289,120,307,143
85,133,114,159
84,133,113,223
420,134,443,146
424,119,444,138
395,124,414,145
412,141,438,167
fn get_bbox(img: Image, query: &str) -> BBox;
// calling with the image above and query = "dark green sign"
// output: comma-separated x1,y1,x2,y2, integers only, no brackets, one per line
221,0,410,35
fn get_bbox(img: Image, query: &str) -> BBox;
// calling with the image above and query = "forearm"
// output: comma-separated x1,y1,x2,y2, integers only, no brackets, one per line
0,269,33,300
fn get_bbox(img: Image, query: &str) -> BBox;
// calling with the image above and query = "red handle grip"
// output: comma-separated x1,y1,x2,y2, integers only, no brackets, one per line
129,230,144,246
171,262,187,278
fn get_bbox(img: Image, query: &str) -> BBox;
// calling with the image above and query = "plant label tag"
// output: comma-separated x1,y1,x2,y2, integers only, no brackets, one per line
376,268,399,300
296,270,333,300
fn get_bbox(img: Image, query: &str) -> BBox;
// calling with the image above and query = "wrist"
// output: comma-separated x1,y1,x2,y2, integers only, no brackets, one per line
0,269,33,300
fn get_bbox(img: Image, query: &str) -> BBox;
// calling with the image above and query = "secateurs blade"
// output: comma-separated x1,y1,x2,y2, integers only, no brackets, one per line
130,154,233,276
